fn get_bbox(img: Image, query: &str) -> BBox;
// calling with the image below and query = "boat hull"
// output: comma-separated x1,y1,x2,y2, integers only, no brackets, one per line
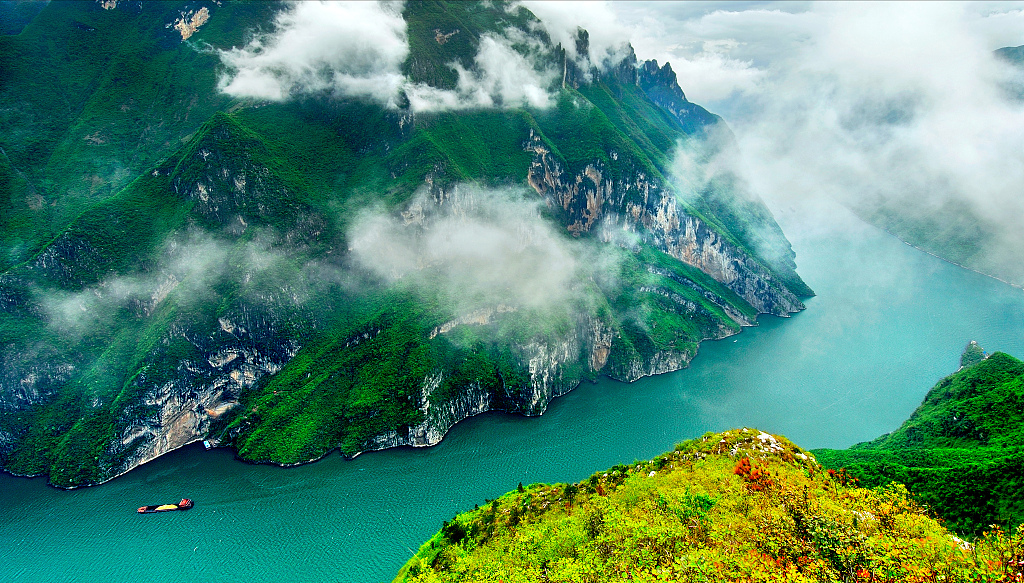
137,499,193,514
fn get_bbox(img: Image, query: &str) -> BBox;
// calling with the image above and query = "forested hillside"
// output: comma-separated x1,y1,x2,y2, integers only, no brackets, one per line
815,345,1024,535
0,1,810,487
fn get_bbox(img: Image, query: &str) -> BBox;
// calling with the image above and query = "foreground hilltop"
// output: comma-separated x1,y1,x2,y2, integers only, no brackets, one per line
394,428,1023,582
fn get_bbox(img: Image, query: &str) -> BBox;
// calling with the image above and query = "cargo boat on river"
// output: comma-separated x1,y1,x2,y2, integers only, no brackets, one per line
137,499,193,514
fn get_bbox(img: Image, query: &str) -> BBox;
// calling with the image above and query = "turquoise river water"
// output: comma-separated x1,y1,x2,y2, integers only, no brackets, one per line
3,200,1024,583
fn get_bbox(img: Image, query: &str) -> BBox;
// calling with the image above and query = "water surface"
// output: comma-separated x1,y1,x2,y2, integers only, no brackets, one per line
4,201,1023,583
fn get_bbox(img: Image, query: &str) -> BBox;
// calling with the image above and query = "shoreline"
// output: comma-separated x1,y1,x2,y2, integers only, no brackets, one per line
6,316,782,490
847,208,1023,291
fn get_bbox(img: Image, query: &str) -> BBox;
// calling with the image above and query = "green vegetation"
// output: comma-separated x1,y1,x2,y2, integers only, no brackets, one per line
815,348,1024,536
395,428,1024,582
0,1,281,270
0,1,810,486
856,196,1024,288
402,1,543,90
849,48,1024,288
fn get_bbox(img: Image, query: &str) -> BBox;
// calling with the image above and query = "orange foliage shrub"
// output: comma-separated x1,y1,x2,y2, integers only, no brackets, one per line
827,468,859,487
733,457,774,492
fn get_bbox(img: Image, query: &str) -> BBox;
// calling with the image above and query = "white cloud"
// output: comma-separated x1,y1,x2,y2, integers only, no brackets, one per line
688,3,1024,282
732,3,1024,206
39,235,232,337
658,44,764,102
218,3,557,111
37,232,322,338
347,186,591,314
406,32,556,111
519,1,633,68
218,1,408,104
600,1,1024,281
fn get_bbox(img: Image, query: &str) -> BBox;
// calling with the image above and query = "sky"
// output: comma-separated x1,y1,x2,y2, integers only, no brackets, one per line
607,1,1024,115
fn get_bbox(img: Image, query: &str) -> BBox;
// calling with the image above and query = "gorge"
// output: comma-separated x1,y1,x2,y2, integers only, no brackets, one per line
3,3,1024,582
0,0,809,488
3,198,1023,583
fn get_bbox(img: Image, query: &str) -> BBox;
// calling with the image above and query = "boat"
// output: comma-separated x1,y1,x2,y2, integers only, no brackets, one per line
137,499,193,514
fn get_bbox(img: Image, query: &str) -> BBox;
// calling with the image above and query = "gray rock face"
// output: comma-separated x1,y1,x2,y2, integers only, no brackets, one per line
102,306,300,481
365,315,610,453
526,135,804,317
0,344,74,414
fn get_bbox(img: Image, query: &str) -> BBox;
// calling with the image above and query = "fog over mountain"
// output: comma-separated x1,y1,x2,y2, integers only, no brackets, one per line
0,0,812,487
600,1,1024,285
347,186,611,317
218,1,557,110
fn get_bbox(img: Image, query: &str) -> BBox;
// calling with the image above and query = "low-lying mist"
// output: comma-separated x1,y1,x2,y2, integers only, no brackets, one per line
611,2,1024,284
36,231,325,340
347,186,617,323
217,2,559,112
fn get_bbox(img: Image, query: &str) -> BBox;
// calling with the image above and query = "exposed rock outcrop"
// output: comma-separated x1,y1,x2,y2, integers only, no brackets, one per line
526,135,804,317
104,307,299,482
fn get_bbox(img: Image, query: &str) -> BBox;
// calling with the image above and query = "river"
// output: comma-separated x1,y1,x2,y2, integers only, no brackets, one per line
3,200,1024,583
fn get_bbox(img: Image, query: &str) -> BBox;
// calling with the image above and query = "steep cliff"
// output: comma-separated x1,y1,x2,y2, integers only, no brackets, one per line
0,0,811,487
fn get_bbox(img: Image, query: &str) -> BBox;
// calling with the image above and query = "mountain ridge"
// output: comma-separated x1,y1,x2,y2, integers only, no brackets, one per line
814,344,1024,535
0,0,811,487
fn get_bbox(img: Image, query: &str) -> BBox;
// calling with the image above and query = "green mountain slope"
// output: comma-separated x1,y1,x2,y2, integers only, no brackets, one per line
394,428,1023,582
0,1,811,487
0,0,282,271
815,346,1024,535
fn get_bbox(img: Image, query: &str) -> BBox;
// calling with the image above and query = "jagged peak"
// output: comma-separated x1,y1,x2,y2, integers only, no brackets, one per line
638,58,687,103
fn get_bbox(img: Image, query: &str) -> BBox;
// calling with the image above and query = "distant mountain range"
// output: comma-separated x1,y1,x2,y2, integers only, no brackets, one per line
849,44,1024,289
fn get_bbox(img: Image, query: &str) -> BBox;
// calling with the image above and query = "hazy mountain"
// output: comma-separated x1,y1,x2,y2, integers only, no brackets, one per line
843,44,1024,289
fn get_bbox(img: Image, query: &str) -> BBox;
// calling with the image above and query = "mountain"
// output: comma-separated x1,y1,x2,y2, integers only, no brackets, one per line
815,344,1024,535
846,44,1024,289
0,1,810,487
853,200,1024,289
996,45,1024,66
393,428,1021,582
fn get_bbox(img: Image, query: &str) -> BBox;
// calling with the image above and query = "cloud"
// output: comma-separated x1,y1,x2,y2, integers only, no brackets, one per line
39,234,227,337
734,5,1024,207
519,1,633,68
37,232,321,339
217,2,558,112
217,1,408,104
657,44,764,103
663,2,1024,283
405,31,557,111
347,186,607,316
